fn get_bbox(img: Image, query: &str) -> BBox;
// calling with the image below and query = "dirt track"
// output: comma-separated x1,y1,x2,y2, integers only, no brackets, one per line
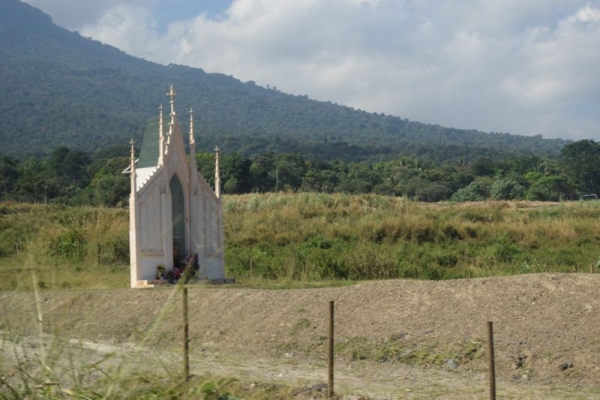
2,274,600,398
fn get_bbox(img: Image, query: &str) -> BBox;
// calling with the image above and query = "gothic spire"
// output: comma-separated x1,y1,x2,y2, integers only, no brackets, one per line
158,103,164,166
189,108,195,146
189,107,197,174
167,85,177,115
129,138,136,198
214,146,221,198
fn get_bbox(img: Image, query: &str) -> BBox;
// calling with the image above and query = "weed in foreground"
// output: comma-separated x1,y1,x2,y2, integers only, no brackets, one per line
0,270,247,399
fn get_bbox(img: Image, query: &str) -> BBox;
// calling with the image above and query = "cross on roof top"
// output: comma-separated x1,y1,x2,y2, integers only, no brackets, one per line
166,85,177,114
129,138,135,158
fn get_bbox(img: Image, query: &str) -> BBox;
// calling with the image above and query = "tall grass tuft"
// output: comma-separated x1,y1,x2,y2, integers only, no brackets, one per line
0,205,129,291
223,194,600,282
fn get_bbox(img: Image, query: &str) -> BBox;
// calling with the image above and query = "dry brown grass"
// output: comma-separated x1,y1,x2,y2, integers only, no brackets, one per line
2,195,600,289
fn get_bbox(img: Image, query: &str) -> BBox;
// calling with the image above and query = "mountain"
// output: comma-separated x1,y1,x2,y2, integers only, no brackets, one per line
0,0,569,162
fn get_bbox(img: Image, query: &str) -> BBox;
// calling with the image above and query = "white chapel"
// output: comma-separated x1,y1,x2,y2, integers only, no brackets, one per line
128,86,225,288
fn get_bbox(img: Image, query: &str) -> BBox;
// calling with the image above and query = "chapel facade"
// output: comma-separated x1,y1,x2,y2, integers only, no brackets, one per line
128,86,225,288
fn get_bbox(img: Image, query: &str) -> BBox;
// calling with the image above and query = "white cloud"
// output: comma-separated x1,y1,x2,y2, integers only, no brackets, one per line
79,4,160,59
25,0,600,140
25,0,157,30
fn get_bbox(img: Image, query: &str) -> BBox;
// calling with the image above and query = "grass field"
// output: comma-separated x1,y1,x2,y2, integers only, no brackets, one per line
1,194,600,291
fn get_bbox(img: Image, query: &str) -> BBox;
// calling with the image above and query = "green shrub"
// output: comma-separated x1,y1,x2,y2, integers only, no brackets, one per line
58,229,85,259
490,179,525,200
451,181,490,202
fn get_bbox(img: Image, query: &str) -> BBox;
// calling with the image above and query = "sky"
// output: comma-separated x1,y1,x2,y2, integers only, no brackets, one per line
24,0,600,141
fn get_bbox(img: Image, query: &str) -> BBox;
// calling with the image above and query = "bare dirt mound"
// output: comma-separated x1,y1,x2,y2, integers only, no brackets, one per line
2,273,600,398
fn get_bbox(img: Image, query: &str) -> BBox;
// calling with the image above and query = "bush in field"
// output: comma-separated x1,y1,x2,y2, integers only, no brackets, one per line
490,179,525,200
451,181,490,202
525,174,574,201
342,245,398,280
57,228,85,259
415,182,453,202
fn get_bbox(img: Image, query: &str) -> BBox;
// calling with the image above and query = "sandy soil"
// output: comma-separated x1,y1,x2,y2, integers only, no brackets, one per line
2,273,600,398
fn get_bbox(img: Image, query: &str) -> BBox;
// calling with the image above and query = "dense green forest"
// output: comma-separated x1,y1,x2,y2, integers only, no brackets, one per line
0,0,568,163
1,0,594,206
1,140,599,205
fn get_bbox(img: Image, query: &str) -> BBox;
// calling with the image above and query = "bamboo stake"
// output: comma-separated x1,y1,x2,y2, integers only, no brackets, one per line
487,321,496,400
328,300,334,398
183,287,189,382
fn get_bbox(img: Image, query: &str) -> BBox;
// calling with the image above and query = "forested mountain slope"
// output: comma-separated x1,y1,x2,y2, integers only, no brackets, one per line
0,0,568,162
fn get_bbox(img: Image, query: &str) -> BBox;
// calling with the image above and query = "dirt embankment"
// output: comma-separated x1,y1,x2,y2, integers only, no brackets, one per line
2,273,600,398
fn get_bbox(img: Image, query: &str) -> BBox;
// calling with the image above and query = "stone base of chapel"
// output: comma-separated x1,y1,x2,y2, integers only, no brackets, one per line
135,277,236,288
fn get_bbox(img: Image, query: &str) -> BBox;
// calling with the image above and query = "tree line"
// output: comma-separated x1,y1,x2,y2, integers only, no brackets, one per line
1,0,568,162
1,140,599,206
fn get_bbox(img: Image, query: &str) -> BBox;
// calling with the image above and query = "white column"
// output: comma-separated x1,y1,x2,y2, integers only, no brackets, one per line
158,104,164,166
189,108,197,173
161,192,170,268
129,139,140,288
217,195,225,279
214,146,221,198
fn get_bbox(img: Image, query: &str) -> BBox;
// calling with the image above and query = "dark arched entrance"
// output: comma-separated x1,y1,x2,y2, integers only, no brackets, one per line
170,174,185,266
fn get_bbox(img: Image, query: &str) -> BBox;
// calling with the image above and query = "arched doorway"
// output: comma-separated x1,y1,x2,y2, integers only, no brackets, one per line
170,174,185,266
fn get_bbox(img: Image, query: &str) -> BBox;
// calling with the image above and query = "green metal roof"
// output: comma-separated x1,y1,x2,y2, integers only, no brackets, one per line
138,118,160,168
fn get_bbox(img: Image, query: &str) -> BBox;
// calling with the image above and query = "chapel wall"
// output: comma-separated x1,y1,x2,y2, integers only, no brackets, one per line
204,193,219,256
189,192,205,265
204,256,225,280
139,255,165,281
139,186,163,253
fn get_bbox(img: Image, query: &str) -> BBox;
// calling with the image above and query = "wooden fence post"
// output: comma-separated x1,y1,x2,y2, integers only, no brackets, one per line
487,321,496,400
183,287,189,382
328,300,334,398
